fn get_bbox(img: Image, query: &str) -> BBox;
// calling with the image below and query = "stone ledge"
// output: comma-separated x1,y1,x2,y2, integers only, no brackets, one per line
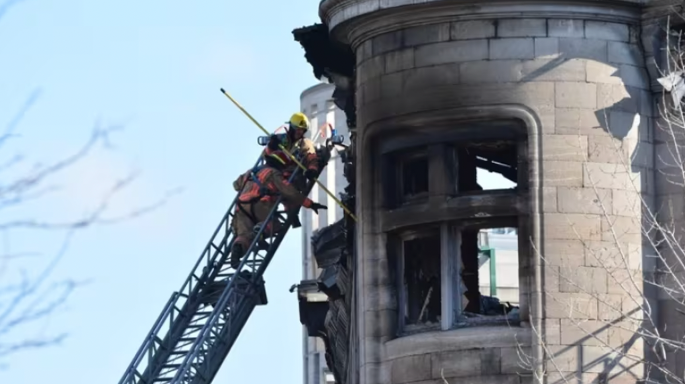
383,325,532,361
320,0,641,45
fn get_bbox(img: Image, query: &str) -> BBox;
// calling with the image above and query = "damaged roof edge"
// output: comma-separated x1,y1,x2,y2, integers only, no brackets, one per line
292,23,355,81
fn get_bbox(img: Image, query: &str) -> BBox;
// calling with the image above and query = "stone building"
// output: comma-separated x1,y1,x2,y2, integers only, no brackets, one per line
292,0,685,383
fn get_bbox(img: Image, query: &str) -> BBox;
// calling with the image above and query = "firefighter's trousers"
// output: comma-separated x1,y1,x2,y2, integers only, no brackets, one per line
232,200,283,250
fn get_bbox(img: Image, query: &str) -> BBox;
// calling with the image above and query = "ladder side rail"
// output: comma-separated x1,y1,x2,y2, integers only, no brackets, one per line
120,157,263,383
119,292,179,383
169,167,302,383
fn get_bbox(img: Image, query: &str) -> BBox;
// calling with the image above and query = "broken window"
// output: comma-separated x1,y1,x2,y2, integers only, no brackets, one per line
400,231,441,330
398,152,429,204
452,225,520,327
455,140,518,193
382,121,527,335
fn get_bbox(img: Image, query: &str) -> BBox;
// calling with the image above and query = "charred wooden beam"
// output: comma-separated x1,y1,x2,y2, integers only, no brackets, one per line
381,191,526,232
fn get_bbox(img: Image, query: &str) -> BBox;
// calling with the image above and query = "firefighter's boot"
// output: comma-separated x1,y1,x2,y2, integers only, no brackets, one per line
231,243,245,269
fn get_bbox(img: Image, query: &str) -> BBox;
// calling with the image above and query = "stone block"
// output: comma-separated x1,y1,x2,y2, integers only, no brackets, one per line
431,348,501,378
608,269,645,299
431,349,481,378
403,63,460,90
521,58,585,82
380,71,404,98
557,187,612,215
560,319,610,346
364,308,397,338
451,20,495,40
541,134,588,162
542,213,602,240
544,318,562,345
586,61,622,84
357,39,373,64
359,78,381,103
365,284,398,311
596,83,637,112
544,292,598,319
403,23,450,47
556,82,597,109
583,162,642,192
358,55,385,83
390,354,432,383
414,40,488,67
555,108,604,135
600,215,642,243
585,241,642,271
559,38,608,62
543,186,558,212
372,30,403,55
534,37,559,58
542,266,561,295
587,135,628,164
540,239,586,267
585,21,630,42
498,19,546,37
611,190,641,218
619,64,649,89
501,346,532,374
542,161,584,187
548,19,584,38
385,49,414,73
559,266,608,294
608,42,642,66
490,38,535,59
597,293,624,321
440,375,524,384
460,60,521,83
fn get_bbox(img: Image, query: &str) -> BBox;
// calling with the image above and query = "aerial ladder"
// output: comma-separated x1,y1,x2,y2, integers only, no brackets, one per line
119,122,346,383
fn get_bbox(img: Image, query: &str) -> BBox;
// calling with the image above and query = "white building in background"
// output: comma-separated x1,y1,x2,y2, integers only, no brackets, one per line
299,81,348,384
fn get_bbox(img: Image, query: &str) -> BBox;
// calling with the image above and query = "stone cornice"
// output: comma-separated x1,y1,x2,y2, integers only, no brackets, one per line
320,0,643,49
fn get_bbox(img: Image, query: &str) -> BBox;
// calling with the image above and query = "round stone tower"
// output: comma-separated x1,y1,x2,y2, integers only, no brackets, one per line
316,0,654,383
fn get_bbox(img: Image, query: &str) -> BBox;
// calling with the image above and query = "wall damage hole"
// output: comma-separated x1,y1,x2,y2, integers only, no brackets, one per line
458,140,518,192
402,232,441,332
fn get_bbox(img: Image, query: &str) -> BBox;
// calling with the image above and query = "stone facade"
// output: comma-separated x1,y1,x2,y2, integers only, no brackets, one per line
293,0,685,383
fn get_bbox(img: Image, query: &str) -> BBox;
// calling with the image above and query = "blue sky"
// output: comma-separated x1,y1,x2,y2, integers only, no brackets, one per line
0,0,322,383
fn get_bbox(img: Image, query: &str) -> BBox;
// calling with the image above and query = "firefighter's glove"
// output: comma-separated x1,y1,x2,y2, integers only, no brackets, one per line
268,135,281,151
310,202,328,214
304,169,317,180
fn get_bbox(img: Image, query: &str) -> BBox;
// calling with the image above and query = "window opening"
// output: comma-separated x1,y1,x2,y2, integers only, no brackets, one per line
458,140,518,192
399,155,429,204
401,232,441,332
455,226,520,326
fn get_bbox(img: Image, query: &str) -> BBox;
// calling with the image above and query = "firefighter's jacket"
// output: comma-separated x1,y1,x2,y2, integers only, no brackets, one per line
233,167,313,209
263,133,318,174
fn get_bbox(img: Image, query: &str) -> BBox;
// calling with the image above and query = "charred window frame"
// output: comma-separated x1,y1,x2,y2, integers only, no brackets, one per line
381,121,528,336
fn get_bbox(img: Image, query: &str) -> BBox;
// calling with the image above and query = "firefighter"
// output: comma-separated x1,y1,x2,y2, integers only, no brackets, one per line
230,151,327,269
263,112,319,228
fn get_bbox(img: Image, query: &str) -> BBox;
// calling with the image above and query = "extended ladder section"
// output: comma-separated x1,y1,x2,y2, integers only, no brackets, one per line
119,145,333,384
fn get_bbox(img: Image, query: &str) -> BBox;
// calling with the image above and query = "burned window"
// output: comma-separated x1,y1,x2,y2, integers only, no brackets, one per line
455,140,518,193
382,121,528,334
453,226,520,327
397,229,442,332
399,154,429,203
